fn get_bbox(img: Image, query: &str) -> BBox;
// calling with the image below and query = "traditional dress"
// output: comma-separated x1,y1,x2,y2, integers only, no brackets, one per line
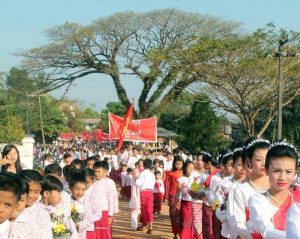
286,202,300,239
202,168,220,239
249,191,300,239
125,174,133,200
9,212,36,239
231,181,266,239
135,169,155,225
0,220,10,239
120,171,127,198
153,179,164,213
129,172,141,230
168,170,183,235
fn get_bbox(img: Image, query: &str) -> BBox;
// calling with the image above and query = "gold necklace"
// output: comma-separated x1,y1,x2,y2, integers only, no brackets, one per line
266,190,290,205
249,180,267,193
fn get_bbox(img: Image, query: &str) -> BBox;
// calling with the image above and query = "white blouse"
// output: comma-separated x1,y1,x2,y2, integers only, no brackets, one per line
249,193,285,239
286,203,300,239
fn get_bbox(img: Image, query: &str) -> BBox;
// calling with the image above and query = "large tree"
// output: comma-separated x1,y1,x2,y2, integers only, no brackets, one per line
20,9,239,116
178,24,300,136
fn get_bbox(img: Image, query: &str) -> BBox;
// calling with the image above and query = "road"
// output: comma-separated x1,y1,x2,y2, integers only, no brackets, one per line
112,197,174,239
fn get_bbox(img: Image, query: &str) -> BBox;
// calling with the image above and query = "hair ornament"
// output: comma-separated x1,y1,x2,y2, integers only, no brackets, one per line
245,138,270,150
200,151,212,158
233,147,244,153
269,139,297,151
222,151,234,158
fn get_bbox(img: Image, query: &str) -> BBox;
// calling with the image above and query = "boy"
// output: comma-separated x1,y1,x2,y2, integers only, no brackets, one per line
20,170,53,239
0,173,22,239
136,159,155,234
88,161,117,239
153,171,164,215
124,168,133,200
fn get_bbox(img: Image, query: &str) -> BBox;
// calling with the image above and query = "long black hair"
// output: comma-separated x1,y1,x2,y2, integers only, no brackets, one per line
1,144,22,173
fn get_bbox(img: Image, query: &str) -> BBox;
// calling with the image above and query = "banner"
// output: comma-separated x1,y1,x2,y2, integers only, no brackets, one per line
101,132,111,142
82,130,101,142
109,113,157,142
59,133,73,140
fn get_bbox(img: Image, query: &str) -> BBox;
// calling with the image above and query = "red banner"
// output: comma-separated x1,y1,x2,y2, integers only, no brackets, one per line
82,130,101,142
109,113,157,142
59,133,73,140
101,132,111,142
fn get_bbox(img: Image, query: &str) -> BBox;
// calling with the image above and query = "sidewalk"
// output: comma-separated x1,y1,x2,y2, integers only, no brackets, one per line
112,197,174,239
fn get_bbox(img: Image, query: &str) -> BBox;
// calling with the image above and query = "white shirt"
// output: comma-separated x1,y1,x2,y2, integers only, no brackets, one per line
125,174,133,186
153,179,165,194
127,156,138,169
286,203,300,239
178,176,193,201
249,193,285,239
163,160,173,171
111,155,119,170
0,220,10,239
135,169,155,191
232,181,265,239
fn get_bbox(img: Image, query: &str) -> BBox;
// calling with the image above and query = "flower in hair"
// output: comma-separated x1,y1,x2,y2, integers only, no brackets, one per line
200,151,212,158
222,151,234,158
269,139,297,151
245,138,270,150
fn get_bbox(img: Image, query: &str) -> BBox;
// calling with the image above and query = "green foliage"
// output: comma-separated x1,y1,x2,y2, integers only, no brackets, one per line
176,94,229,154
82,107,100,118
0,116,25,143
100,102,127,131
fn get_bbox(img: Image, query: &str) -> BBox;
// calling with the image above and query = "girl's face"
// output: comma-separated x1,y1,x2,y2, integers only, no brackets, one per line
138,161,143,167
155,173,162,180
6,148,18,163
185,163,195,176
223,160,234,176
267,157,296,192
154,162,159,167
71,182,87,200
195,156,204,170
234,158,246,179
159,163,164,169
26,182,42,207
175,161,183,170
86,176,95,188
251,148,268,177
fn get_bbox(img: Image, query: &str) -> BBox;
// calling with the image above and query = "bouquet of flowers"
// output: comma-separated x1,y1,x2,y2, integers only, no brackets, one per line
70,202,84,224
214,185,229,211
48,208,71,239
188,178,208,200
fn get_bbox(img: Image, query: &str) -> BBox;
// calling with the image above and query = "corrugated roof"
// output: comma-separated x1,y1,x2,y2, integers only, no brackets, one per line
157,127,177,138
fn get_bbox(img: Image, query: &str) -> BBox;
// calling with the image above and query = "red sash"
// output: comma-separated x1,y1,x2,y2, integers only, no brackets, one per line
204,169,220,188
251,191,300,239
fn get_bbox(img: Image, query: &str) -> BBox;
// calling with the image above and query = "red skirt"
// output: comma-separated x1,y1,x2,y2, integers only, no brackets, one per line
153,192,163,212
140,190,154,223
192,203,203,239
164,175,170,200
86,231,96,239
202,204,213,239
125,185,131,199
212,210,226,239
169,195,181,234
180,200,193,239
94,210,112,239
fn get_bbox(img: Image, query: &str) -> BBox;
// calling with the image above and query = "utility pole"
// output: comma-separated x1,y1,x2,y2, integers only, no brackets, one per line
277,39,288,140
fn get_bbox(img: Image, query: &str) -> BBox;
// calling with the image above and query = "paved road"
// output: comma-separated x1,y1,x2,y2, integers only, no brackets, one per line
112,197,174,239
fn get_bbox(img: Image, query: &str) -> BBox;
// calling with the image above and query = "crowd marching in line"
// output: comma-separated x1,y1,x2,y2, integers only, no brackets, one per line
0,136,300,239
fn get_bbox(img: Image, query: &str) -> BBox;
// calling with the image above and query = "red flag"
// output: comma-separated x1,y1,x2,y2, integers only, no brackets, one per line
109,113,157,142
117,102,134,151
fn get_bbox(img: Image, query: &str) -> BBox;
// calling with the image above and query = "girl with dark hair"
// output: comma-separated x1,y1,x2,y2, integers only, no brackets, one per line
1,144,22,173
172,160,196,239
168,155,184,239
249,141,300,238
231,137,270,239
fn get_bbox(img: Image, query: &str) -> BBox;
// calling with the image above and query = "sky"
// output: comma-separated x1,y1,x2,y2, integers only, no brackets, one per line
1,0,299,111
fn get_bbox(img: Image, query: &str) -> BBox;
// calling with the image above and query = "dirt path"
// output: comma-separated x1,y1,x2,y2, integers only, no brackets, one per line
112,197,174,239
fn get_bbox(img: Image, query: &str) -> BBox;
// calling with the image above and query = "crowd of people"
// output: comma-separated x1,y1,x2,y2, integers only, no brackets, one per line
0,137,300,239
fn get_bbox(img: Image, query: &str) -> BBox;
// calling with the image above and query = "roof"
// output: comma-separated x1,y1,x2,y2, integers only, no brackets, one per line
81,118,101,124
157,127,177,138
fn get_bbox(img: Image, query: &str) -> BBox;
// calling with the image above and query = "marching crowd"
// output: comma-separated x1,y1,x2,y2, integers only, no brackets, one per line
0,136,300,239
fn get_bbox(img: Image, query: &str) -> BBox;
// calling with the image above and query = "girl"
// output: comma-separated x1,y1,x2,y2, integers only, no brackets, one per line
168,155,184,239
69,171,100,239
120,164,127,199
249,141,300,238
232,137,270,239
129,169,141,230
173,160,195,239
1,144,22,173
153,170,165,215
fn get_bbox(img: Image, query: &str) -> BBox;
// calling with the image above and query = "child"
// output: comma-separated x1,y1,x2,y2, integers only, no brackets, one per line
69,171,101,239
0,173,22,239
231,137,270,239
249,141,300,238
172,160,195,239
120,164,127,199
19,170,53,239
168,155,184,239
136,159,156,234
84,168,95,189
125,168,133,200
89,161,115,239
85,157,97,170
129,169,141,230
153,171,165,215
